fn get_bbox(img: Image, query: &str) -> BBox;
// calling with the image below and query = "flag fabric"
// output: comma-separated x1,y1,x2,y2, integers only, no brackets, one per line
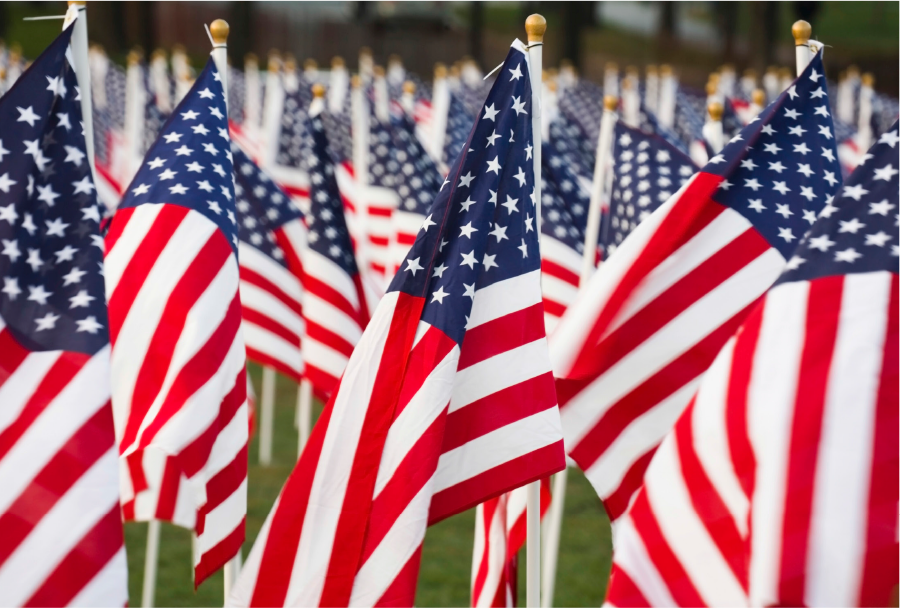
549,53,841,524
233,144,306,382
603,122,696,256
364,118,402,284
559,79,604,144
606,123,899,608
548,114,595,182
0,27,127,605
105,58,248,585
230,39,565,607
297,109,368,399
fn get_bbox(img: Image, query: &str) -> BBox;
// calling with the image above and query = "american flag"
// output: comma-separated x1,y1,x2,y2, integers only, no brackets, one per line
105,58,248,585
230,40,565,607
558,79,604,143
233,144,306,382
604,122,696,257
443,91,476,167
606,123,898,608
297,109,368,399
0,28,127,605
92,59,128,209
264,87,311,203
365,118,402,283
548,113,595,181
549,53,841,524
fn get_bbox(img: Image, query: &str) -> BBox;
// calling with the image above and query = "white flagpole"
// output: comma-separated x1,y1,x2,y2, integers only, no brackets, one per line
541,93,617,608
430,63,450,167
258,366,276,465
525,15,545,607
63,1,95,180
703,101,724,154
792,20,812,77
142,520,161,607
350,74,371,277
297,378,313,459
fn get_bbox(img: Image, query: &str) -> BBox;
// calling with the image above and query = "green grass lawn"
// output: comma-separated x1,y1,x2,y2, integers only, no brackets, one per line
124,364,612,606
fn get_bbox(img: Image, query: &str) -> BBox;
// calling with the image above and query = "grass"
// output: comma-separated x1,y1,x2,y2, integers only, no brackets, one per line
123,363,613,606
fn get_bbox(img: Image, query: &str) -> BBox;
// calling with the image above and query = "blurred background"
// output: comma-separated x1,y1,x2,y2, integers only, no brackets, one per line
1,1,898,95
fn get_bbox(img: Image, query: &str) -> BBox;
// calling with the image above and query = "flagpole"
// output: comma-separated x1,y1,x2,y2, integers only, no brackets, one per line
259,367,276,466
63,1,95,180
525,15,546,608
703,101,724,154
297,378,313,459
792,20,812,77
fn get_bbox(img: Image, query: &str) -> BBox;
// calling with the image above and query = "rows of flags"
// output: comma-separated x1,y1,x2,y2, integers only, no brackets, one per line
0,11,896,607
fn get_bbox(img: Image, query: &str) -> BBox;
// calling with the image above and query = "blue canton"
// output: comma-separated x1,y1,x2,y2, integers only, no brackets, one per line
779,122,899,284
0,27,107,355
388,43,539,346
232,144,302,267
119,58,238,254
548,114,595,180
302,112,358,275
388,115,443,214
542,139,591,253
276,89,309,168
559,80,603,143
703,53,841,259
606,122,696,254
443,91,475,167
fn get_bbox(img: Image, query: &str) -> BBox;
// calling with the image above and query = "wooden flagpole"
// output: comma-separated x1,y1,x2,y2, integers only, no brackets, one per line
525,15,546,607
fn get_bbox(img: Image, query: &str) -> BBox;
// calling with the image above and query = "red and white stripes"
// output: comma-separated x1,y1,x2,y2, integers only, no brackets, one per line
606,271,898,607
539,235,583,334
0,327,127,606
105,203,248,585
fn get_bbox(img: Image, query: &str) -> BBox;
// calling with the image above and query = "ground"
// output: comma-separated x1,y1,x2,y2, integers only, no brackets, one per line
123,364,613,606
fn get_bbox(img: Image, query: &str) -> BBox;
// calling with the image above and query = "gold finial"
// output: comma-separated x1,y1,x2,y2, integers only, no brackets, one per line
660,64,672,76
245,52,258,65
151,48,166,62
127,49,142,66
312,83,325,98
449,65,460,78
351,74,361,88
68,1,87,5
360,47,372,57
388,54,402,66
267,51,281,72
792,20,811,45
304,58,317,71
548,79,558,93
434,63,447,79
210,19,229,44
861,72,875,87
752,88,765,106
705,80,717,96
603,95,618,111
284,55,297,72
605,61,618,72
374,65,385,77
0,67,6,80
646,64,658,76
331,56,345,69
525,14,547,43
708,101,724,121
403,80,415,95
708,72,720,86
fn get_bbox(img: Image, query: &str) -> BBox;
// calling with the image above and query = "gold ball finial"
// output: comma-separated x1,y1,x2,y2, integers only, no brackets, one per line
603,94,618,111
525,14,547,43
210,19,229,44
403,80,416,95
792,20,811,45
245,52,258,64
127,49,142,66
434,63,447,79
284,55,297,72
752,88,766,106
374,65,385,78
708,101,724,121
351,74,361,88
360,47,372,57
660,64,672,76
68,0,87,6
705,81,717,96
304,58,318,71
646,64,658,76
605,61,618,72
312,83,326,98
151,48,166,62
862,72,875,87
331,56,345,69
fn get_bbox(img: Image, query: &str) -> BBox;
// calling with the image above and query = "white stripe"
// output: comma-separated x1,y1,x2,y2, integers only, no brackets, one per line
240,281,304,335
196,479,248,562
68,546,128,607
0,449,120,605
609,513,679,606
806,271,890,606
472,495,509,608
433,408,562,494
304,291,363,346
540,235,582,275
228,495,281,606
450,338,552,413
0,349,62,437
691,336,749,535
243,322,303,374
544,313,560,336
285,292,399,607
747,281,808,607
541,272,579,309
467,269,543,329
104,203,163,296
303,250,360,309
238,243,304,302
560,248,783,449
303,338,351,380
279,219,308,261
645,435,747,605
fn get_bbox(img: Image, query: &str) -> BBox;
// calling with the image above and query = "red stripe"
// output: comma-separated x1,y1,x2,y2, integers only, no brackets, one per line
0,402,114,566
305,321,356,358
107,204,190,345
395,233,416,246
369,236,390,247
858,274,899,606
24,505,123,607
246,346,301,383
457,303,545,370
320,293,424,607
726,302,763,502
628,490,704,605
603,450,656,522
506,479,551,555
778,276,843,601
606,565,652,607
0,352,89,461
393,326,456,421
368,207,393,218
472,499,499,605
242,308,301,348
305,273,362,323
541,297,567,319
103,206,135,257
428,441,565,524
0,329,31,388
194,516,246,589
274,224,305,280
239,265,303,318
541,259,579,287
373,543,423,608
442,373,556,452
304,364,341,400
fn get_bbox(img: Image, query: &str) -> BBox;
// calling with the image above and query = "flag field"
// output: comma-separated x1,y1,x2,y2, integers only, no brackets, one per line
119,364,612,606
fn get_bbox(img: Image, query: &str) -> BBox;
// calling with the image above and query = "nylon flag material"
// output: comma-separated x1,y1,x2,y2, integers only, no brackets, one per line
606,123,899,608
233,144,306,382
297,110,368,399
230,40,565,607
0,26,128,606
549,52,842,524
105,58,248,586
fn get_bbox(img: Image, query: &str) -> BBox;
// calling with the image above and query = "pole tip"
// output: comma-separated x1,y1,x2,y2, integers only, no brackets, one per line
705,80,718,96
245,52,258,64
351,74,361,88
360,47,372,58
304,58,318,71
861,72,875,87
210,19,229,44
403,80,416,95
603,94,618,111
708,101,724,121
331,56,345,69
792,20,811,45
312,83,326,98
67,0,87,5
525,14,547,43
434,62,447,79
752,88,766,106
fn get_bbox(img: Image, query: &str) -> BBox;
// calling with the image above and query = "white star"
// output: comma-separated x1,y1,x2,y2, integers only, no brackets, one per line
778,227,796,242
197,180,214,192
192,124,210,136
76,316,103,334
212,164,226,177
91,235,104,250
420,214,435,232
148,157,166,170
175,145,193,156
869,199,895,215
513,167,527,187
810,87,826,99
163,132,183,144
22,213,35,235
788,125,807,137
772,181,791,195
502,195,519,214
489,189,498,206
839,218,865,234
35,312,60,331
744,178,762,191
460,250,478,269
185,161,204,173
718,180,733,191
54,245,77,262
1,239,20,262
483,103,499,122
16,106,40,127
0,140,8,163
809,234,835,251
460,196,476,212
486,130,500,147
0,173,17,193
486,157,501,175
203,143,219,156
784,108,801,119
37,184,60,206
63,266,86,285
821,147,836,162
763,143,782,154
62,145,86,166
2,277,21,300
799,186,816,201
793,142,811,155
0,203,16,224
463,283,475,300
525,142,533,161
432,263,448,278
459,172,475,188
56,112,72,131
132,183,151,196
509,129,515,143
741,158,758,170
518,238,528,258
210,107,224,120
511,96,528,115
218,127,229,140
843,183,869,201
73,176,96,195
220,184,232,200
45,217,69,237
878,130,899,148
761,124,776,136
748,199,766,212
489,223,508,242
198,88,215,99
509,64,523,81
455,222,476,239
873,164,899,181
835,248,862,263
708,155,725,165
182,110,200,120
405,257,423,276
817,125,833,140
802,209,817,224
525,214,534,232
431,286,449,304
866,231,891,247
169,184,188,195
775,203,793,218
822,170,838,187
482,253,498,270
27,284,51,304
814,105,830,118
46,75,67,96
785,255,805,270
787,85,798,100
69,289,95,308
